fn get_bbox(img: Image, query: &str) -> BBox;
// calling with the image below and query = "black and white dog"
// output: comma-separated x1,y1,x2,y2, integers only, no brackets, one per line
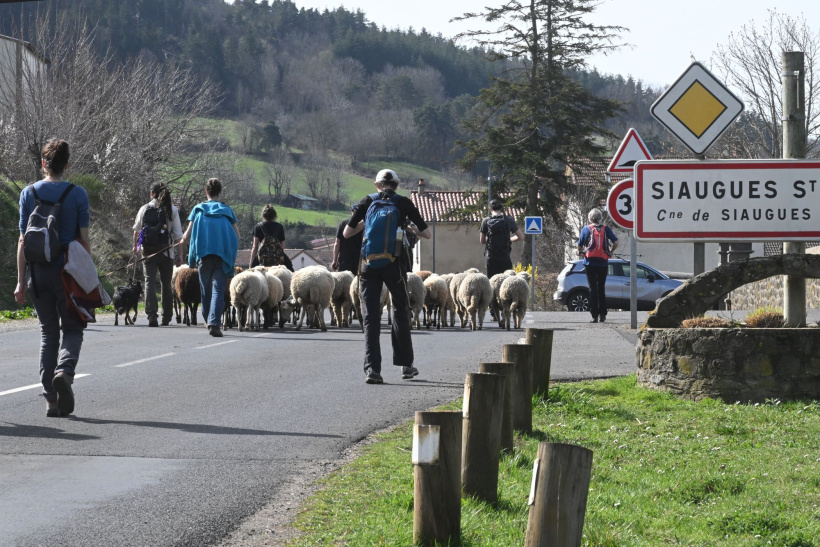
112,281,142,326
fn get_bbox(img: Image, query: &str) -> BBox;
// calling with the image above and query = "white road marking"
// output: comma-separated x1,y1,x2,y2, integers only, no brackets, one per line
114,352,177,368
527,319,534,323
0,373,91,397
251,333,268,338
195,340,237,350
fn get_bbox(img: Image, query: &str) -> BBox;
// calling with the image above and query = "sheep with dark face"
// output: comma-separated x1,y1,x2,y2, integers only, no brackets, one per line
173,266,201,326
112,281,142,326
499,271,531,330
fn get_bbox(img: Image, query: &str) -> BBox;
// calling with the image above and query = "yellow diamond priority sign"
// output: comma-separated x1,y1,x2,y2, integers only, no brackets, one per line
651,62,743,155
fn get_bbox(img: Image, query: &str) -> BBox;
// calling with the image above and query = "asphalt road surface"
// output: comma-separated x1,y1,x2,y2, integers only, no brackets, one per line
0,309,643,546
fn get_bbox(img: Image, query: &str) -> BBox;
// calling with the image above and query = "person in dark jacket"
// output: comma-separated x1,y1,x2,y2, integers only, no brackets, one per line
344,169,431,385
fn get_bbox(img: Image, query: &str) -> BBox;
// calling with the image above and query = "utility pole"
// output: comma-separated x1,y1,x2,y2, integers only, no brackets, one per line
782,52,807,327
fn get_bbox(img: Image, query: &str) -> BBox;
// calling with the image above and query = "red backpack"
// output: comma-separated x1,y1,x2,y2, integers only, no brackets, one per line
584,224,611,260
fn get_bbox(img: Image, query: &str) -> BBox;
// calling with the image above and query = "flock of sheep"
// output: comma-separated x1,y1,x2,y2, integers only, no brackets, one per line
166,263,531,333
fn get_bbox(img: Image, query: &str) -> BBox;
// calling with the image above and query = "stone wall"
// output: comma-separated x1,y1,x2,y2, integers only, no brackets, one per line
730,277,820,311
637,328,820,402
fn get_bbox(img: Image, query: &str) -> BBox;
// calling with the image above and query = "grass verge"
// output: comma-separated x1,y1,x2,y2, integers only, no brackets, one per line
289,375,820,545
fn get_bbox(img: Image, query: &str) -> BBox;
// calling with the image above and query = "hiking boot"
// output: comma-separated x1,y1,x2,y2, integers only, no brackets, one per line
401,366,419,379
148,318,159,327
599,316,606,323
161,318,171,326
52,371,74,416
365,368,383,384
208,325,223,338
590,317,598,323
46,399,60,418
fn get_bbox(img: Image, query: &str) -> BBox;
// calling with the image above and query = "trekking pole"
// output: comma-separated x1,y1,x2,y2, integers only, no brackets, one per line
99,243,177,279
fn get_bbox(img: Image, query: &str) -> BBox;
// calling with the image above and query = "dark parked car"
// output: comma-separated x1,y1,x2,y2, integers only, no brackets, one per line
553,259,685,312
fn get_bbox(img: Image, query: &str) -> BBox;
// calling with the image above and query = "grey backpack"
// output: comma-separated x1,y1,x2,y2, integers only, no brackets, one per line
23,184,75,263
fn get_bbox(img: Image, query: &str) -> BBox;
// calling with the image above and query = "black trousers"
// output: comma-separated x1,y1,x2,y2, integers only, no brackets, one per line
360,261,413,373
585,264,608,319
485,255,513,279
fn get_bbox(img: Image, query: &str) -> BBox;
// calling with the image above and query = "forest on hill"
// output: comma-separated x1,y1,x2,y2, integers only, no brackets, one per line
0,0,672,307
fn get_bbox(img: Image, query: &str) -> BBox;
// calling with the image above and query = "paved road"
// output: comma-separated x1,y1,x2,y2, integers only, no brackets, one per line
0,310,644,546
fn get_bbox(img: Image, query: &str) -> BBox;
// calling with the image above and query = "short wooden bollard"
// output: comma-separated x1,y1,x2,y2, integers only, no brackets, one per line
525,443,593,547
413,411,462,546
526,328,553,396
478,361,514,451
502,343,533,433
461,372,506,502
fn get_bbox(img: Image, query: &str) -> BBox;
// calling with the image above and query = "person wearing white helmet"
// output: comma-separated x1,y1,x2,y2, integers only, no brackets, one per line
344,169,432,384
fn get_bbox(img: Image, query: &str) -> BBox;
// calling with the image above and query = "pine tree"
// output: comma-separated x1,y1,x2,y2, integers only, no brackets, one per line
455,0,624,266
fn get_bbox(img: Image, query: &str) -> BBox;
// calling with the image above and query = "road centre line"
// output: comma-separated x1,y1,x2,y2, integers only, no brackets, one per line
195,340,237,350
0,373,91,397
114,352,177,368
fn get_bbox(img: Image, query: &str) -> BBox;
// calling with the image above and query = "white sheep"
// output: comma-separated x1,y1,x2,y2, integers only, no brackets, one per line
499,271,530,330
259,267,284,329
458,272,493,331
230,269,269,331
449,268,479,328
490,270,516,328
267,265,293,328
423,274,449,330
439,273,456,328
405,272,426,329
291,265,335,332
350,280,391,332
330,270,355,327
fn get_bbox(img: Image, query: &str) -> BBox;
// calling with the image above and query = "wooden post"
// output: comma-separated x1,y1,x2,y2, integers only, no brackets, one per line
525,443,594,547
413,411,462,546
782,51,807,327
478,361,514,452
502,343,533,433
462,372,506,503
526,328,553,396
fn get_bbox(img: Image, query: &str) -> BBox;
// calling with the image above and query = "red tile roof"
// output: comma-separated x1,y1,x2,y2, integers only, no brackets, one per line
409,191,526,223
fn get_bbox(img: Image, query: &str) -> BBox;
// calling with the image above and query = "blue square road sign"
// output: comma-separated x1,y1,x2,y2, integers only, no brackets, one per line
524,216,543,235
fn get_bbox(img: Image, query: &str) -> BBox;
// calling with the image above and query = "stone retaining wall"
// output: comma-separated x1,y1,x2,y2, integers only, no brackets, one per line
637,328,820,402
730,277,820,311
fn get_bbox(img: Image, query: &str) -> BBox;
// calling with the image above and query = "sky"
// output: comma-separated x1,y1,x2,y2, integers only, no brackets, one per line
277,0,820,89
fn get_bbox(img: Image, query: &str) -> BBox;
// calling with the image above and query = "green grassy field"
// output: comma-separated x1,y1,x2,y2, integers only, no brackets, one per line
289,375,820,546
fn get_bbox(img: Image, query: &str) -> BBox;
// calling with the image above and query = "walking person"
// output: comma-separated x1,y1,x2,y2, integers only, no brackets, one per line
180,178,239,337
331,204,363,274
576,208,619,323
344,169,431,384
479,199,524,278
15,139,90,417
132,183,183,327
249,203,293,270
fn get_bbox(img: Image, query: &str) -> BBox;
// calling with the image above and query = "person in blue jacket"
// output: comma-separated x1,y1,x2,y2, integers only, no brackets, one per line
180,178,239,337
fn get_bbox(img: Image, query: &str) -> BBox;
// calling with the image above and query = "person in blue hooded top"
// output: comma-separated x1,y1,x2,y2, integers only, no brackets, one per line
180,178,239,337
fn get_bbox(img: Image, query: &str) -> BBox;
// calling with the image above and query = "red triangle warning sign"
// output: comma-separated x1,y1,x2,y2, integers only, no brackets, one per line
607,128,653,174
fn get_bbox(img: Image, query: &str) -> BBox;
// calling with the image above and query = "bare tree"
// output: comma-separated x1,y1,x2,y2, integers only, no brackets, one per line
712,9,820,158
265,147,295,200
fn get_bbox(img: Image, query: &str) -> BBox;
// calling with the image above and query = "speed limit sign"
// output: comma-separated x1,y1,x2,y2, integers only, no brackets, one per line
606,178,633,229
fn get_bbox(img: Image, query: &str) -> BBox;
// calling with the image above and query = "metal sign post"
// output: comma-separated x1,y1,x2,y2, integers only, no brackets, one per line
524,217,543,309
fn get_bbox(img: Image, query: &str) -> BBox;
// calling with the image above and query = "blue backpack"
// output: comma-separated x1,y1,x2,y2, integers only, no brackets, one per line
362,192,401,269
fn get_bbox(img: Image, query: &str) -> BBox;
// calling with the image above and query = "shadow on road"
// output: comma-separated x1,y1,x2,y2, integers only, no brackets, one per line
68,417,343,438
0,422,101,441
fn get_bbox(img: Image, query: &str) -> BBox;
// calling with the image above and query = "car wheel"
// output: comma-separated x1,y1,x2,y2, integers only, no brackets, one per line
567,290,590,312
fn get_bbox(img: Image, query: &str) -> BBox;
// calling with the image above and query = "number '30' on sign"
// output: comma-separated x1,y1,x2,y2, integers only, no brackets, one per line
606,178,633,229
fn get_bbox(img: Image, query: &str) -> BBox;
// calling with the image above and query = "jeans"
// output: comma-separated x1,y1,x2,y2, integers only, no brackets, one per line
585,264,608,320
360,261,413,374
27,263,84,402
143,253,174,323
198,255,228,327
